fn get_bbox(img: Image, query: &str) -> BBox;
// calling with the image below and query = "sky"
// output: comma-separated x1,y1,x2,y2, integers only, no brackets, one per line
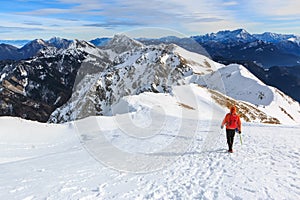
1,0,300,40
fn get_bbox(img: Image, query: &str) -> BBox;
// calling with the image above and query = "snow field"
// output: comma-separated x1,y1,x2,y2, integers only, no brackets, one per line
0,118,299,199
0,90,299,199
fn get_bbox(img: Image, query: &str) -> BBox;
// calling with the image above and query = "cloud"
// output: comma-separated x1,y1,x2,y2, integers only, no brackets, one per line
84,21,145,29
0,26,44,33
23,21,43,26
85,0,241,32
3,0,288,38
245,0,300,18
222,1,239,6
18,8,71,15
15,0,238,27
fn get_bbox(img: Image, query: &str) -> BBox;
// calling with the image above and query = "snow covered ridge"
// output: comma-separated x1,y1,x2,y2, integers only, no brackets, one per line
49,43,202,122
193,28,300,45
0,39,98,122
191,64,300,124
48,35,300,125
0,37,72,61
0,33,299,124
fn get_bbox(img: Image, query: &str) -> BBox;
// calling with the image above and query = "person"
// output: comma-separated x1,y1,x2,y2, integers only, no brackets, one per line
221,106,242,153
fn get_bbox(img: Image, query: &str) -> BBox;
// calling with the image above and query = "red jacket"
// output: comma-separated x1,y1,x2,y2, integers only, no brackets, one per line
222,112,241,131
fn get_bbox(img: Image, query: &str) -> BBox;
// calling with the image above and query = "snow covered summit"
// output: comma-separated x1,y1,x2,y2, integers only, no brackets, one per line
103,34,144,53
195,64,300,124
48,35,300,125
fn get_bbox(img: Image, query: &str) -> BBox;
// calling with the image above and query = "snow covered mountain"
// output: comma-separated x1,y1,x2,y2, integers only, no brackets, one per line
194,29,256,44
47,37,73,49
2,31,300,106
136,28,298,55
103,34,144,53
188,29,300,103
0,39,100,122
193,29,300,46
253,32,300,44
189,64,300,124
135,29,300,68
192,32,300,68
49,40,211,122
0,37,72,61
49,35,300,125
0,33,299,124
18,39,49,59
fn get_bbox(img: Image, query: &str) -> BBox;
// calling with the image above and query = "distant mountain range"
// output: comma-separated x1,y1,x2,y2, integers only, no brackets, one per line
129,29,300,68
136,29,300,102
0,34,299,124
192,29,300,68
0,37,72,61
2,29,300,67
0,29,300,109
0,39,87,121
190,29,300,103
46,35,300,124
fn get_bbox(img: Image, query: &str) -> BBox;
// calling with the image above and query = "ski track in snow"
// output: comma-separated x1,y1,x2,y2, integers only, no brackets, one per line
0,118,299,199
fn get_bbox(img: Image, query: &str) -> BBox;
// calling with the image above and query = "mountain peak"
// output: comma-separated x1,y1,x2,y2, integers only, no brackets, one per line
105,34,143,53
231,28,248,34
70,39,96,50
36,39,47,45
253,32,297,43
19,39,48,54
48,37,63,43
109,34,143,46
193,29,299,44
48,37,72,49
196,29,256,43
232,29,252,40
217,29,252,39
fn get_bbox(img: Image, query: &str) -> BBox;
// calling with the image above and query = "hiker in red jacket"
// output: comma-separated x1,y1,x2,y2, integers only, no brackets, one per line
221,106,242,153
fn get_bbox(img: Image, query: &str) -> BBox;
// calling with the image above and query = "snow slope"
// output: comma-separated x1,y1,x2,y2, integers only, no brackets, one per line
48,35,300,125
49,42,222,123
0,88,299,199
190,64,300,124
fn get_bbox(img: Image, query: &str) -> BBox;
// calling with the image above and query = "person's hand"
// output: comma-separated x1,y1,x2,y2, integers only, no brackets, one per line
221,125,224,129
239,131,241,134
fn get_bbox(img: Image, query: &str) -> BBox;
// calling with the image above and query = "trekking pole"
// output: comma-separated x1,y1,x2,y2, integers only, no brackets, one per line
239,133,243,145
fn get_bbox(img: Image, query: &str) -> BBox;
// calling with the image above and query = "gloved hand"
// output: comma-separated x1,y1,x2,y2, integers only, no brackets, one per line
221,125,224,129
239,131,241,134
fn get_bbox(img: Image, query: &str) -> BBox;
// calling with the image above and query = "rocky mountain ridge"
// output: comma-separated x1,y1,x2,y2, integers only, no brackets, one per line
0,34,299,124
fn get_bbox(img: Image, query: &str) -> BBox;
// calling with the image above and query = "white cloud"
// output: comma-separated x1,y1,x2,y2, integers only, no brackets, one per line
2,0,282,39
246,0,300,18
0,13,114,39
19,8,69,15
222,1,238,6
91,0,244,34
17,0,242,27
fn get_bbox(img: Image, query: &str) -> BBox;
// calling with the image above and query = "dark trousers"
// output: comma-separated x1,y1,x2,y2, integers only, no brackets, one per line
226,129,235,151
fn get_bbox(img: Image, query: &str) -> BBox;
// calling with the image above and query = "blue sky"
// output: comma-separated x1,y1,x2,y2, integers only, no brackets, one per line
1,0,300,40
